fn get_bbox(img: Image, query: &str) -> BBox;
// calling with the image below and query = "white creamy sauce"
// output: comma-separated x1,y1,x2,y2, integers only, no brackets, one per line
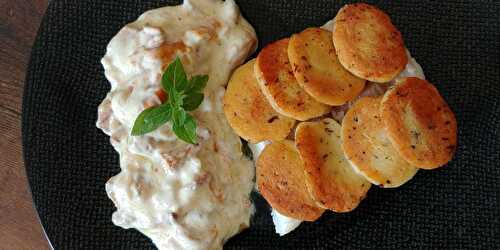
271,209,303,236
97,0,257,249
247,141,270,163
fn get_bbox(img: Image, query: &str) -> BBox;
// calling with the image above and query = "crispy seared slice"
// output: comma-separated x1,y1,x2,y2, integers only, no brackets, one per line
342,97,418,187
380,77,457,169
257,140,324,221
295,118,371,212
288,27,366,106
255,38,330,121
332,3,408,83
223,59,296,143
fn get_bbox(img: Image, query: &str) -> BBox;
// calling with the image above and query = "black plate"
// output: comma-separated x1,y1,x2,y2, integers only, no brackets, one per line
23,0,500,249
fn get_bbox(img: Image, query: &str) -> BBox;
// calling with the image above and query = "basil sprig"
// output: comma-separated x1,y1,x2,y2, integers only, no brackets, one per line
131,57,208,144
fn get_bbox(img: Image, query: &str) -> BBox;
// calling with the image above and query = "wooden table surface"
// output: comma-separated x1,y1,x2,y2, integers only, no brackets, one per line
0,0,50,249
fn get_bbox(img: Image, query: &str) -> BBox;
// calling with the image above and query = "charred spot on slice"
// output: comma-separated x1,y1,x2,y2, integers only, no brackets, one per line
411,130,421,140
325,127,334,134
267,116,279,123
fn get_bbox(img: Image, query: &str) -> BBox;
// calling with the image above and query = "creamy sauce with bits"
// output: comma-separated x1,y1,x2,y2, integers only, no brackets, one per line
97,0,257,249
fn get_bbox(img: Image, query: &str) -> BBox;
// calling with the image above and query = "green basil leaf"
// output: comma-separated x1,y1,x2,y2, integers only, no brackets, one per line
131,105,171,136
182,93,204,111
162,57,188,93
187,75,208,93
168,88,183,107
133,57,206,139
172,114,197,144
172,108,186,126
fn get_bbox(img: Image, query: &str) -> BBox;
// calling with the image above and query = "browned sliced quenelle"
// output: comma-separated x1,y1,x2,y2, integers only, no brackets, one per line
255,38,330,121
295,118,371,212
288,27,366,105
342,96,418,187
332,3,408,83
257,140,324,221
223,59,296,143
380,77,457,169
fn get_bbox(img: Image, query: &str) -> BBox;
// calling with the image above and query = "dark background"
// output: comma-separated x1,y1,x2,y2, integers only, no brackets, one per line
22,0,500,249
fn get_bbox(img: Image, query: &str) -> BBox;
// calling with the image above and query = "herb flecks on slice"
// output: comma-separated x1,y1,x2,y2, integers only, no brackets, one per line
131,57,208,144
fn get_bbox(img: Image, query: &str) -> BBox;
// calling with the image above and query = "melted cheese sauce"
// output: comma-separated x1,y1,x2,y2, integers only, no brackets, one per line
97,1,257,249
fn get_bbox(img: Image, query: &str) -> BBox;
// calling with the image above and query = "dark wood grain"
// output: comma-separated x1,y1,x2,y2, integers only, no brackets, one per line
0,0,50,249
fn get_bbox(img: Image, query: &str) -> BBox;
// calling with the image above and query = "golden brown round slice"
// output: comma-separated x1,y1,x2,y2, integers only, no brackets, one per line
223,59,296,143
332,3,408,83
256,140,324,221
380,77,457,169
288,27,366,106
255,38,330,121
342,96,418,187
295,118,371,212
